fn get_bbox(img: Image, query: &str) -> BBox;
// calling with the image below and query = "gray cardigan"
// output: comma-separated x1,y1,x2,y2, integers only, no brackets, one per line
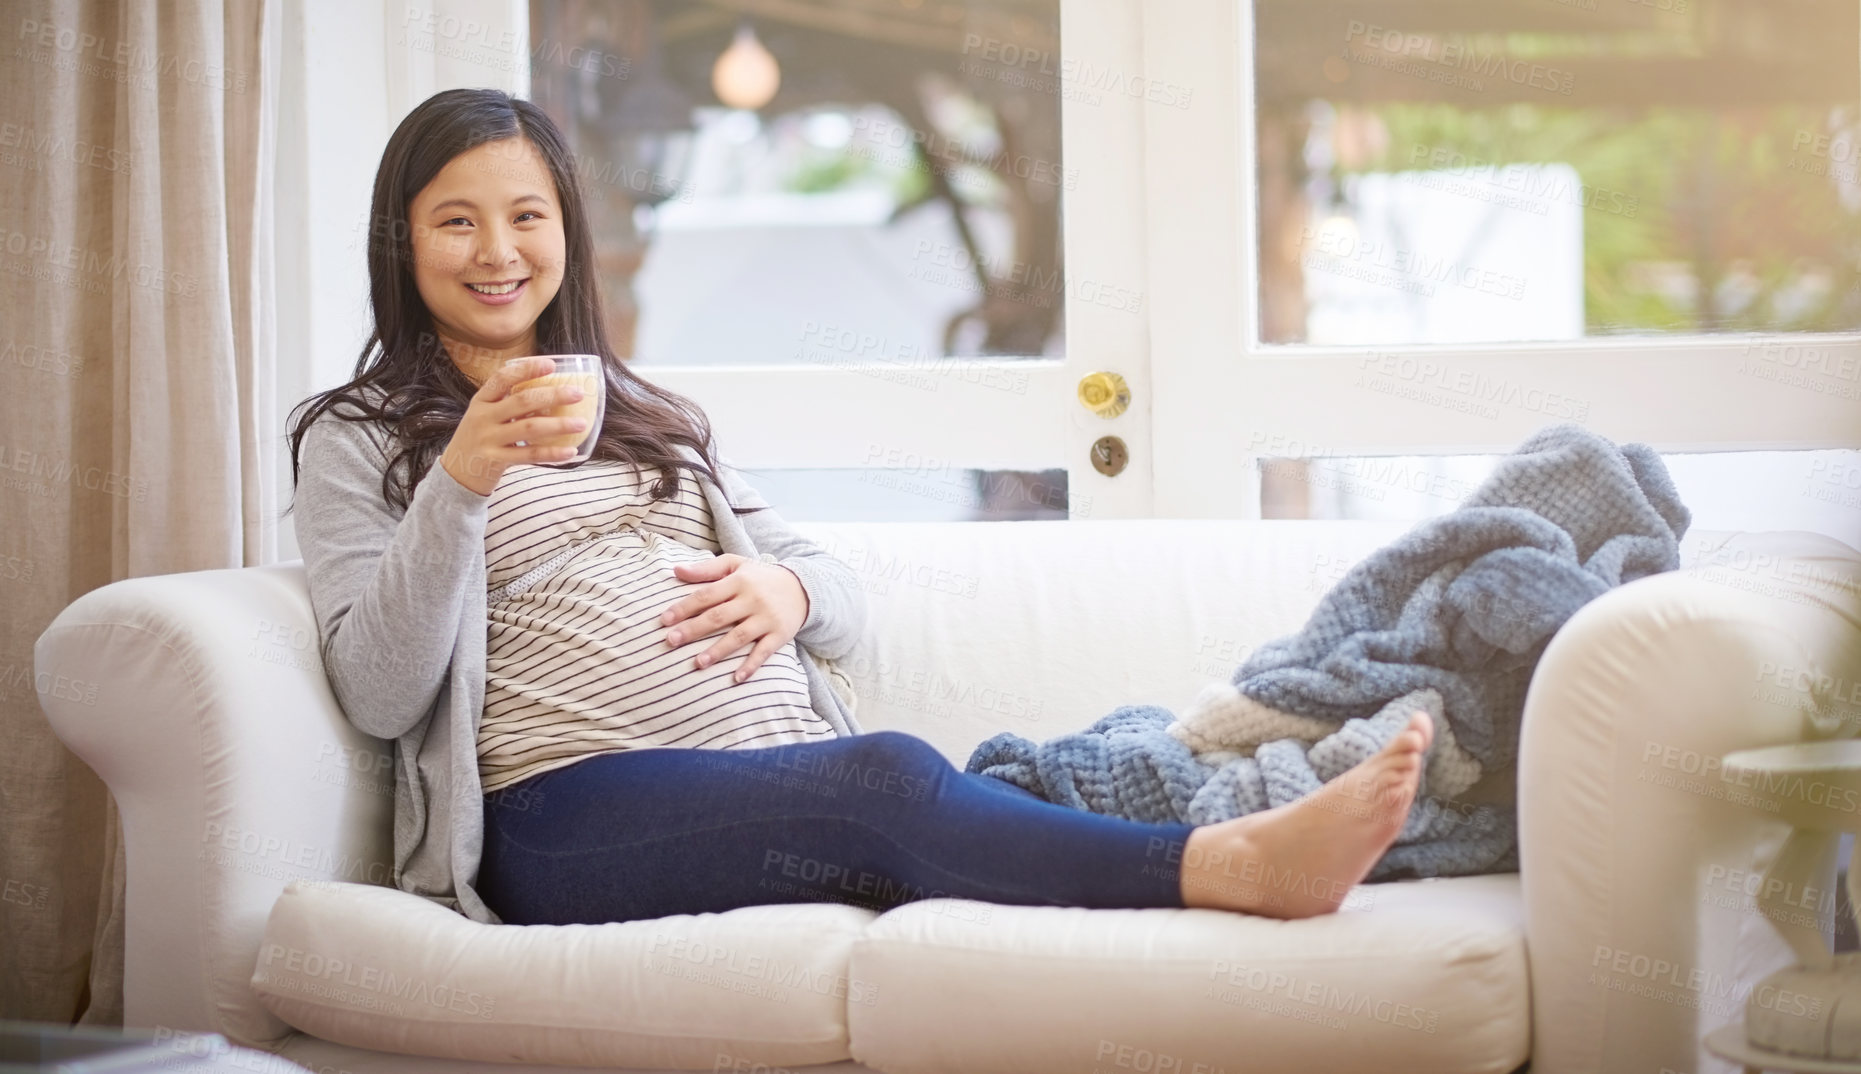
292,395,867,924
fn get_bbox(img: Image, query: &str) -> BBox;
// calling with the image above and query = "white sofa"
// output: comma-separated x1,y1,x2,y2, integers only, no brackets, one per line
34,519,1861,1074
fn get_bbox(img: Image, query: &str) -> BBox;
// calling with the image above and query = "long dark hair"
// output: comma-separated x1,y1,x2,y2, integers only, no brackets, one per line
285,88,739,515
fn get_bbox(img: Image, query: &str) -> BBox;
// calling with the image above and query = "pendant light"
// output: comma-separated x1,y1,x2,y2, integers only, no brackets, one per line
712,22,780,111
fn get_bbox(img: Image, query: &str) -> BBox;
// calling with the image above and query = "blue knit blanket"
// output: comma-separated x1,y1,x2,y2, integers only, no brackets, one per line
964,423,1691,879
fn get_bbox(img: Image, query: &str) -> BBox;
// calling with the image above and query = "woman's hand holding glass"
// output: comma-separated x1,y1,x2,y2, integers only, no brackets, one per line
439,355,589,497
660,554,811,682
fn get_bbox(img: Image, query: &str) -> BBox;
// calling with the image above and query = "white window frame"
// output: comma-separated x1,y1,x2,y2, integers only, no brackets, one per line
1141,1,1861,519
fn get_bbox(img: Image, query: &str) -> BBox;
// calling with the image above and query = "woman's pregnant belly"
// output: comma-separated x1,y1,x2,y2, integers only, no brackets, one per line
477,528,831,792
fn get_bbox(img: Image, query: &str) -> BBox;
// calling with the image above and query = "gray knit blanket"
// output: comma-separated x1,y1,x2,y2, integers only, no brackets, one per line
964,423,1691,879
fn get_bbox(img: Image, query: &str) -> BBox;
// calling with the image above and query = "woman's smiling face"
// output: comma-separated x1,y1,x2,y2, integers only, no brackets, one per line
407,135,567,380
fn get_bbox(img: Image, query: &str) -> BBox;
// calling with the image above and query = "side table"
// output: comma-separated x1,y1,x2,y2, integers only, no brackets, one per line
1704,742,1861,1074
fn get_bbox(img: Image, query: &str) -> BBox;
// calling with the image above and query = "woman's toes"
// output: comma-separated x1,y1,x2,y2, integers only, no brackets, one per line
1384,717,1429,759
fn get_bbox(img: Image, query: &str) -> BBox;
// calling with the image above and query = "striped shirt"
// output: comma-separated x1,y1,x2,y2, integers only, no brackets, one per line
476,460,833,792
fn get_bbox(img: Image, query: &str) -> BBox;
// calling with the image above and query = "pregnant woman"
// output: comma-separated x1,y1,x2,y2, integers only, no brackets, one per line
286,88,1432,929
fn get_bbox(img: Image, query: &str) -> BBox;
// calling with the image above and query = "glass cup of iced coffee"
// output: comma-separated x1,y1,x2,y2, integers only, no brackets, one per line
504,354,604,465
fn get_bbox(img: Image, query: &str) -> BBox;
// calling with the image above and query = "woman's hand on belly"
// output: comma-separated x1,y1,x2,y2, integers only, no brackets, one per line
660,554,811,683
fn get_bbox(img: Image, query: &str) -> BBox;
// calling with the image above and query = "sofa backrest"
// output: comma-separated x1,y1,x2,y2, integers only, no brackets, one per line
796,519,1412,762
794,523,1849,765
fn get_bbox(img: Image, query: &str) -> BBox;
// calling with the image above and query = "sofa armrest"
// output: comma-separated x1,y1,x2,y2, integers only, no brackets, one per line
35,562,393,1047
1520,533,1861,1074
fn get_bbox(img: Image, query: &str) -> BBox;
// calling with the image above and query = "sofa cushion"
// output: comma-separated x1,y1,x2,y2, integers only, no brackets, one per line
845,874,1528,1074
252,880,878,1069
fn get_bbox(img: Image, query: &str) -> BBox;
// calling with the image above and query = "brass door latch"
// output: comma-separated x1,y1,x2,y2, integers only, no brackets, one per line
1076,371,1130,419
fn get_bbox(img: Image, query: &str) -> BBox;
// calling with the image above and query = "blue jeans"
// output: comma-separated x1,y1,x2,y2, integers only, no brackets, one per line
477,730,1196,924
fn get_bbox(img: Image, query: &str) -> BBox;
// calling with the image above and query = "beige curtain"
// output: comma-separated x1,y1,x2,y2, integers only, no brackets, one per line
1,0,277,1023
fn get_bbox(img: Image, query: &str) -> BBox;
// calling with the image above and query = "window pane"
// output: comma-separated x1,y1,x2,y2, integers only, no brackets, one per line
1254,0,1861,344
528,1,1065,365
737,468,1071,521
1259,449,1861,552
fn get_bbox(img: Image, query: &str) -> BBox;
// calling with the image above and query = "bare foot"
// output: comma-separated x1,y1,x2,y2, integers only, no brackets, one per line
1175,711,1433,919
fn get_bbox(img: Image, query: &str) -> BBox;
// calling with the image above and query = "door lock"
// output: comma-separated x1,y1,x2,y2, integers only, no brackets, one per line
1090,435,1129,477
